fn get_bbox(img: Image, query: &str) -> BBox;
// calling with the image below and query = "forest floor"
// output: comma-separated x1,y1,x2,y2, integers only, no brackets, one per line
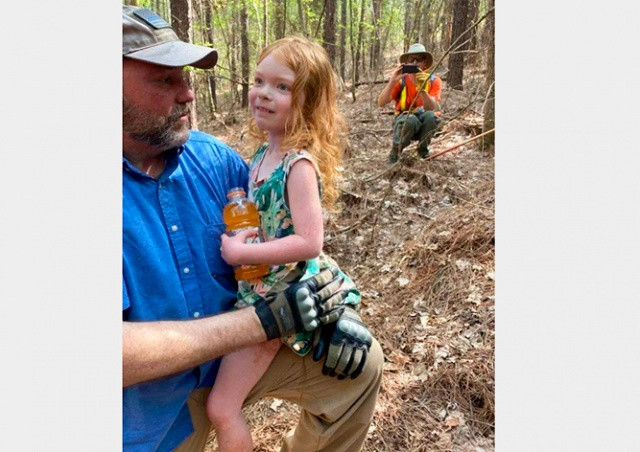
200,75,495,451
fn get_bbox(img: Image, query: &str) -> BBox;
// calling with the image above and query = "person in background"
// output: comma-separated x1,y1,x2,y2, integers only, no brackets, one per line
377,43,443,163
121,6,383,452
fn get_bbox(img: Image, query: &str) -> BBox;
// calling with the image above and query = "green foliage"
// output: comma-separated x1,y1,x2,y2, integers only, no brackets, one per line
123,0,493,93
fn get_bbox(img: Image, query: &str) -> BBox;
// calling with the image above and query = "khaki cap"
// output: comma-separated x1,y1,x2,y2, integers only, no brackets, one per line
123,6,217,69
399,43,433,69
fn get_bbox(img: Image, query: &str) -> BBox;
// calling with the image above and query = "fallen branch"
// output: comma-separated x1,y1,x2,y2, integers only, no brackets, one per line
367,179,397,247
361,160,400,183
424,128,495,161
349,129,392,136
354,80,389,87
325,218,365,243
359,128,495,183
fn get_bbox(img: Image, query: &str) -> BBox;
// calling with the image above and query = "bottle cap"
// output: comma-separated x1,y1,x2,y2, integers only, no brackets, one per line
226,187,246,199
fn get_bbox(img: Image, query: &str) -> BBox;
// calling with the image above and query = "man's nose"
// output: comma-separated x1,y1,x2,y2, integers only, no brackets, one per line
176,77,195,104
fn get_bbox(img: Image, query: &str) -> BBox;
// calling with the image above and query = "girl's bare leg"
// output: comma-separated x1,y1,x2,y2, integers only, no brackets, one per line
206,339,282,452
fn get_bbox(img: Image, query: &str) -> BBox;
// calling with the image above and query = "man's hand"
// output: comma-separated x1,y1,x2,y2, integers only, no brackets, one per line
406,67,419,87
390,64,403,83
378,65,403,107
253,266,347,340
312,306,373,380
416,71,430,92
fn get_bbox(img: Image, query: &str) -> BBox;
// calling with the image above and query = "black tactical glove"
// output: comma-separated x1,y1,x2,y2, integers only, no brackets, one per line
253,265,347,340
312,306,373,380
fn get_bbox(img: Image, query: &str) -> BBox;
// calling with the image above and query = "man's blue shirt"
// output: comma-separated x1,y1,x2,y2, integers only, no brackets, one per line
122,131,249,451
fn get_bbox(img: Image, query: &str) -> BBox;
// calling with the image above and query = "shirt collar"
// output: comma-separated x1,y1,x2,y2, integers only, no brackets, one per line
122,146,184,179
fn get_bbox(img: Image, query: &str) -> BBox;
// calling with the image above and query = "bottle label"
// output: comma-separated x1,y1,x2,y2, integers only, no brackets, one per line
227,226,266,244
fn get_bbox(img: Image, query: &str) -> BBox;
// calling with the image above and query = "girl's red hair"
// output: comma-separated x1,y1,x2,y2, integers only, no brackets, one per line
249,36,346,211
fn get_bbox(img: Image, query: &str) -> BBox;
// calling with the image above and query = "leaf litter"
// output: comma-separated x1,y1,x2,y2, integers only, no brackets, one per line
202,79,495,451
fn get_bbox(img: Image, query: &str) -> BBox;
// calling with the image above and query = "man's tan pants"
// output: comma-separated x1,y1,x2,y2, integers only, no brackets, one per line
175,338,383,452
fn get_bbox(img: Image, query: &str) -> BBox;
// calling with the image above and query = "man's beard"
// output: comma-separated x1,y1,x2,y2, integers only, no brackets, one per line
123,99,191,149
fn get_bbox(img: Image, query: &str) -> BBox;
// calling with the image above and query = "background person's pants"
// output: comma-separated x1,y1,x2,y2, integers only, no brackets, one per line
393,110,441,153
175,338,384,452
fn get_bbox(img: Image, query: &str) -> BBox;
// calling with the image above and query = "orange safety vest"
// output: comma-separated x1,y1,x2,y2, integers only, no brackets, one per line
399,72,435,112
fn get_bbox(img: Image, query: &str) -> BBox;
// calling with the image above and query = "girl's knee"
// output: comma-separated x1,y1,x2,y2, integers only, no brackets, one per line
266,338,282,353
206,391,241,427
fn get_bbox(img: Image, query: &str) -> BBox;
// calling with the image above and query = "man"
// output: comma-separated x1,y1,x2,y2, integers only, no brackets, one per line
377,43,443,163
122,6,383,452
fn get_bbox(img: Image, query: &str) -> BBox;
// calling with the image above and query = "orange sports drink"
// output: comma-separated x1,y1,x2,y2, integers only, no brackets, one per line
223,187,270,281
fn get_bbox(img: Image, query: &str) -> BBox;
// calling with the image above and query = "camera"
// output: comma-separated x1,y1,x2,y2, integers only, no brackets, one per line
401,65,420,74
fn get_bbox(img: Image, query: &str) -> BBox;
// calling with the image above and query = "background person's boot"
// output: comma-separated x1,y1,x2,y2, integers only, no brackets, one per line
418,146,430,159
388,144,401,163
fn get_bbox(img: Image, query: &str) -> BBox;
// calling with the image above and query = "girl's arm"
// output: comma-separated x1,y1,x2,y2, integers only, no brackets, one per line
220,159,323,266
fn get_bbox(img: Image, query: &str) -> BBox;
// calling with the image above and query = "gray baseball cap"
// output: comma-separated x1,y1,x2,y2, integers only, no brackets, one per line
123,6,217,69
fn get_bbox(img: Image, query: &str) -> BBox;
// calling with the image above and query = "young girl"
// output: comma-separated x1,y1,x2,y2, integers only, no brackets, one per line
205,36,360,451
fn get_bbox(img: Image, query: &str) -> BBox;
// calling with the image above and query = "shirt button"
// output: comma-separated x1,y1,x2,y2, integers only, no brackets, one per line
171,225,178,232
183,267,190,274
193,312,200,318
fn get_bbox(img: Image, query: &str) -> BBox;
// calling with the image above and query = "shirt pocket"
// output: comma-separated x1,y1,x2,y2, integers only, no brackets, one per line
201,222,234,278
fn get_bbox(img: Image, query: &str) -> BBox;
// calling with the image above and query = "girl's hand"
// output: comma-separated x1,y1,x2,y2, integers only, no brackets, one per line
220,228,259,266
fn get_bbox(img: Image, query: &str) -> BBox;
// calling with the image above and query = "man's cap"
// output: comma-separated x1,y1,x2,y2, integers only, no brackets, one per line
123,6,217,69
399,43,433,69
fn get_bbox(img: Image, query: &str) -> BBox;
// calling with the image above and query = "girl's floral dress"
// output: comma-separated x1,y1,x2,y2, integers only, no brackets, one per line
236,144,360,356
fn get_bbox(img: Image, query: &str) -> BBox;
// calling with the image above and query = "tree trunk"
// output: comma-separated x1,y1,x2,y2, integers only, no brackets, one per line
468,0,479,50
240,0,249,108
379,3,395,73
354,0,366,83
323,0,337,67
339,0,347,80
440,0,453,53
420,0,431,51
156,0,169,22
466,0,479,65
297,0,307,36
275,0,286,40
230,8,239,107
370,0,383,70
447,0,469,90
203,0,217,113
170,0,198,129
349,0,357,100
482,0,495,147
263,0,268,47
404,0,413,50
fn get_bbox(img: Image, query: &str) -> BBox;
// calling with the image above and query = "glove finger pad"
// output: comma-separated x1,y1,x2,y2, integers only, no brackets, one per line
315,277,345,302
324,342,344,370
350,349,367,380
336,347,354,376
334,347,353,376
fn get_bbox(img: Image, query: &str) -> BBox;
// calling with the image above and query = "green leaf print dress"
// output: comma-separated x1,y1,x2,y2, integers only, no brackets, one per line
237,144,360,356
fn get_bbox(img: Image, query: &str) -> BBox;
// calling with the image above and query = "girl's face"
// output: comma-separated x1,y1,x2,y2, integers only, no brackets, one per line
249,54,297,138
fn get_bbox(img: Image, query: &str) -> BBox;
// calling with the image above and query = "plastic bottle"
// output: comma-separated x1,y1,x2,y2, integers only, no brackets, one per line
223,187,270,281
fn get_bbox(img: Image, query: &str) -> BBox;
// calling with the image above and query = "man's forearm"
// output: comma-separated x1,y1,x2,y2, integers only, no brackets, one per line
377,79,395,107
123,308,266,387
